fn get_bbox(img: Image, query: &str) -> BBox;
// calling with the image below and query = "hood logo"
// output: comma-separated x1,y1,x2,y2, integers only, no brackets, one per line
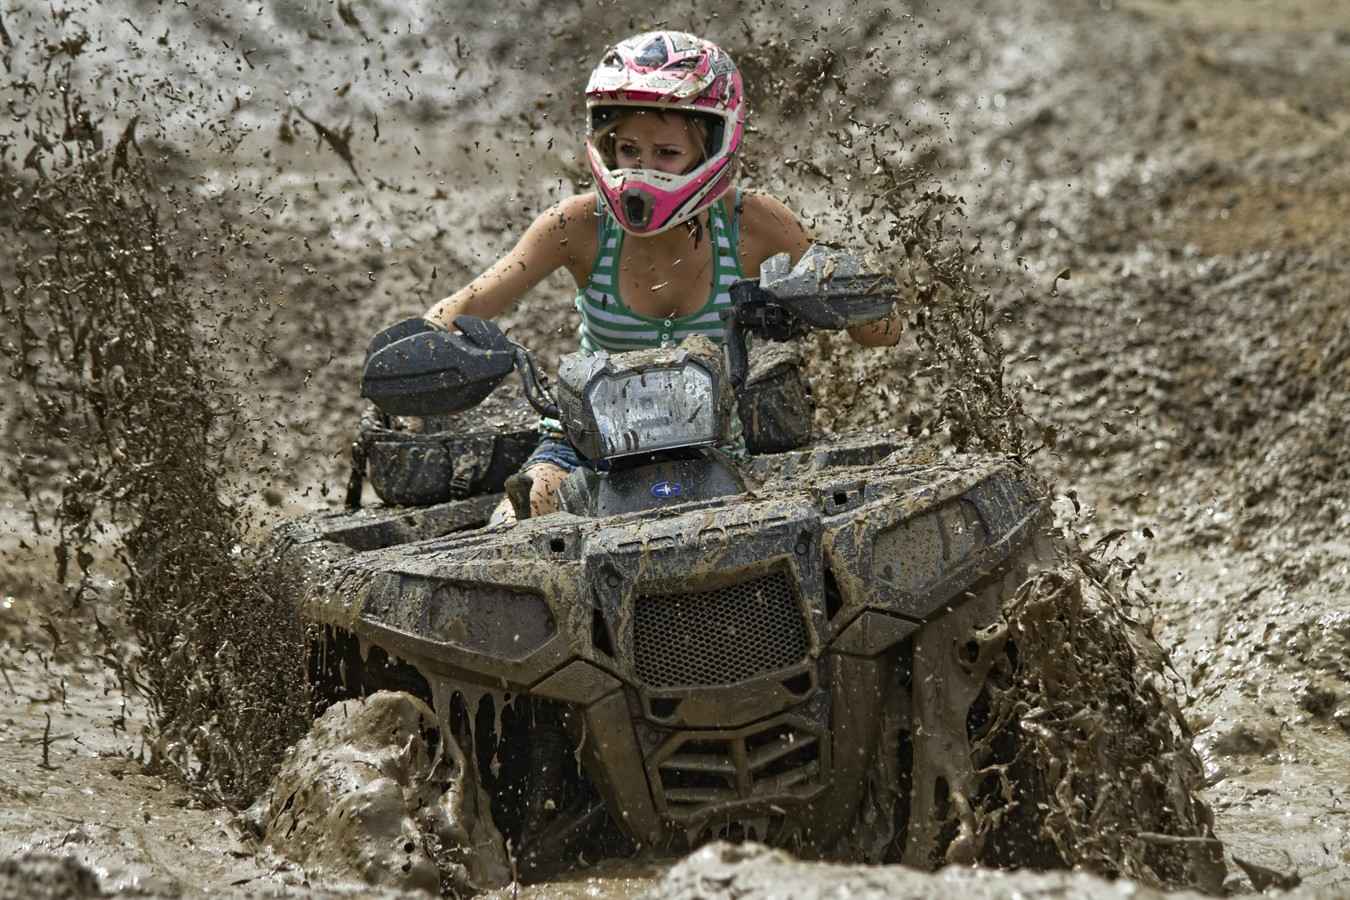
651,481,682,499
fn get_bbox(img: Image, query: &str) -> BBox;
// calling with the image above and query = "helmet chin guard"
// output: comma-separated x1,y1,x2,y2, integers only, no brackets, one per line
585,32,746,236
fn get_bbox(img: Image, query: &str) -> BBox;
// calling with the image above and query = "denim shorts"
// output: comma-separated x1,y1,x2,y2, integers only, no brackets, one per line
523,435,601,474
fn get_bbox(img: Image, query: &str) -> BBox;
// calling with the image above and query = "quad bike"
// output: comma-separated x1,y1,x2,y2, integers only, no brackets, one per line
267,246,1052,878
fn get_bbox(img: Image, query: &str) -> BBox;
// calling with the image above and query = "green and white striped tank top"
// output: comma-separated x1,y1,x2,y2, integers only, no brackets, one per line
576,196,743,353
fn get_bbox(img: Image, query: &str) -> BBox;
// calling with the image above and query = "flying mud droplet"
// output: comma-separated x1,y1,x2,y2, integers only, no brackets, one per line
1050,267,1072,296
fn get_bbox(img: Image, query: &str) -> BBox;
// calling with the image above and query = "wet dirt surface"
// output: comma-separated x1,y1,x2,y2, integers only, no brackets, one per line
251,691,510,896
3,0,1350,897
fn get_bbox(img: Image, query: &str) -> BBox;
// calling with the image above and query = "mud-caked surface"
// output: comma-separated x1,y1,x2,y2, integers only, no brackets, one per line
0,855,103,900
638,841,1350,900
251,691,510,896
644,842,1214,900
4,0,1350,896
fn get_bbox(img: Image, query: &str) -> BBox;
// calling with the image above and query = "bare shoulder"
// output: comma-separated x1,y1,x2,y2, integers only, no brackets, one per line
738,191,801,225
527,193,599,277
733,190,812,274
551,192,599,226
534,193,598,241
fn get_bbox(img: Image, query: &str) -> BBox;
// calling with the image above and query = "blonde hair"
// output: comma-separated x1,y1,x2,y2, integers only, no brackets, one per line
593,109,710,172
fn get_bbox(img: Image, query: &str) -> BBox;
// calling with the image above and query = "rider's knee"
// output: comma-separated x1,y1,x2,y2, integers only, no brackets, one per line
527,463,568,517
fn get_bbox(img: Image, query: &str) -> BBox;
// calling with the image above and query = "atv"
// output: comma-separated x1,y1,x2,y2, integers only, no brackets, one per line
266,246,1051,878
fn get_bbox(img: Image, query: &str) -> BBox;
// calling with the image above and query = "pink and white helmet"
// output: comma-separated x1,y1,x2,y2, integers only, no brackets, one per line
585,32,746,236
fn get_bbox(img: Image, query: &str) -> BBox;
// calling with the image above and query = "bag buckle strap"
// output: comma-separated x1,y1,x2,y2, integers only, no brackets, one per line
447,435,496,500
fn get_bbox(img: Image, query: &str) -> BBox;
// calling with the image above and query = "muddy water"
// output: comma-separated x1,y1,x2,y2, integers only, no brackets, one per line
3,0,1350,896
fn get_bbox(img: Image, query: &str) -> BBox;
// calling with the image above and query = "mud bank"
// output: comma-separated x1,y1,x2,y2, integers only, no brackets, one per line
642,842,1219,900
250,691,508,896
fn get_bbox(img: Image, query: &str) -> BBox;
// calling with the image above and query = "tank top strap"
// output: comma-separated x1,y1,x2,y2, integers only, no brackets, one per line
708,195,743,281
589,204,621,284
728,189,743,251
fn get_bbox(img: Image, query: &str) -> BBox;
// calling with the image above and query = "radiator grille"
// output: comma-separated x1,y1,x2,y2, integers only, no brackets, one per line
633,570,808,687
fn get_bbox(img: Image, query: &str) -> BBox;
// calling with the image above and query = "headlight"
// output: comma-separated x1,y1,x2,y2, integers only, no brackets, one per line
586,363,717,458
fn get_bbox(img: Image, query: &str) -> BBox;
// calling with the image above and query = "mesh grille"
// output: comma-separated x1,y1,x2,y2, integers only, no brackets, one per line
633,570,808,687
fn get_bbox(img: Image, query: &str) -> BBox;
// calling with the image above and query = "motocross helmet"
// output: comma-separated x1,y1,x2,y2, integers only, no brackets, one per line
585,31,746,236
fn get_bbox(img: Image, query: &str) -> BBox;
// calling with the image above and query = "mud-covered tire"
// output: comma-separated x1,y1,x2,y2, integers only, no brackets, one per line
894,524,1061,868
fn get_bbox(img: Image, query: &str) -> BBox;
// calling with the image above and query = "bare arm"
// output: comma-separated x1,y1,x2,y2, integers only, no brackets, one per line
844,300,904,348
737,193,903,347
424,194,595,328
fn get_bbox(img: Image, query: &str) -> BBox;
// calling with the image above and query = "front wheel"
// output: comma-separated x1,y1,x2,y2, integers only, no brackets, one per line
894,527,1224,890
895,526,1057,868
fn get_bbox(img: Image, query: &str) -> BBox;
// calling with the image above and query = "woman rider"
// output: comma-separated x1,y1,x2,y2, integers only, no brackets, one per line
422,31,902,521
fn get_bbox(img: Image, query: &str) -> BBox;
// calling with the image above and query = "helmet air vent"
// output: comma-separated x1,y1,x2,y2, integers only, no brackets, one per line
622,189,653,229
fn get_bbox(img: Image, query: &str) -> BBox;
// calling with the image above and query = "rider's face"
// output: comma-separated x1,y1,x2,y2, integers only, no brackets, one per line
612,113,702,175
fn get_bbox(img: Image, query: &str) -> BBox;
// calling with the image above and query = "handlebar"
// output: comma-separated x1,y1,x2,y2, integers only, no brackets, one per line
363,246,896,417
722,245,899,390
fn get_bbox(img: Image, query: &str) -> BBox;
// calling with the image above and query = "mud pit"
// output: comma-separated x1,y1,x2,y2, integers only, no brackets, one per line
3,0,1350,897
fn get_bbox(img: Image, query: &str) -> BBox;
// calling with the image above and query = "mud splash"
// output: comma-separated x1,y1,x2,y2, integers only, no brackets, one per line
737,10,1035,456
997,547,1224,888
0,4,307,805
250,691,509,895
823,515,1222,890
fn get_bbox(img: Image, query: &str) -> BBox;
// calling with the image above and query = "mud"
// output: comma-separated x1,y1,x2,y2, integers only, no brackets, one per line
2,0,1350,897
0,855,102,900
0,50,309,808
645,842,1219,900
250,691,509,895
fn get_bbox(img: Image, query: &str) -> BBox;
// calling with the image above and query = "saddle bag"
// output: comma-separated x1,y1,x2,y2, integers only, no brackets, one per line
346,409,537,508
